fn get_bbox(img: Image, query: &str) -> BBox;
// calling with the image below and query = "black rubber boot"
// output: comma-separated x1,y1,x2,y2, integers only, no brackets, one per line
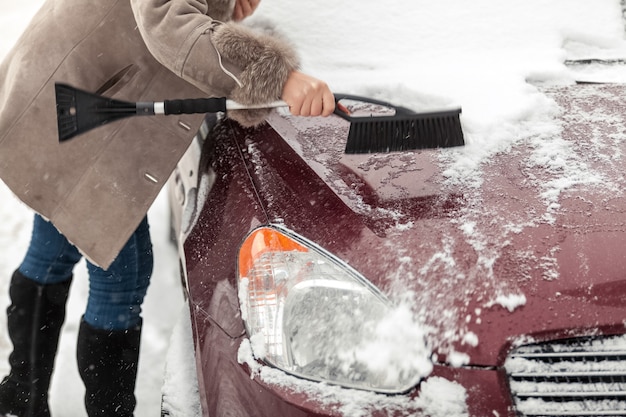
77,318,142,417
0,270,72,417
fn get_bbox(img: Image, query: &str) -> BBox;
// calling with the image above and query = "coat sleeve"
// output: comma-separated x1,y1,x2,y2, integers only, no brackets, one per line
130,0,300,126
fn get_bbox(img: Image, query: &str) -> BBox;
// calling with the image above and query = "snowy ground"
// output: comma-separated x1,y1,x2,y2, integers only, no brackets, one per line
0,183,183,416
2,1,626,416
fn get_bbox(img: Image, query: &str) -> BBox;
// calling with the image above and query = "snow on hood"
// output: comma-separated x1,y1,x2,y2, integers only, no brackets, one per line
266,81,626,369
230,2,626,412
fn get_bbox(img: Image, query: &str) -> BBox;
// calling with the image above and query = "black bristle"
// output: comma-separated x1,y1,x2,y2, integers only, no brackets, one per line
344,110,464,154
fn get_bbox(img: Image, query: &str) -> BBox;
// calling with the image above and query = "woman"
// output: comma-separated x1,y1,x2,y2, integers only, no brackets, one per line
0,0,334,415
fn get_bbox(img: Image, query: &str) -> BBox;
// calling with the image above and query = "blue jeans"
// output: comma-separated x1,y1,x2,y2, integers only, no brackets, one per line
18,214,153,331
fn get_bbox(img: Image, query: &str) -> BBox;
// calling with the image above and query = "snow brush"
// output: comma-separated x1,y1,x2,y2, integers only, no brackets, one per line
55,83,465,153
333,93,464,153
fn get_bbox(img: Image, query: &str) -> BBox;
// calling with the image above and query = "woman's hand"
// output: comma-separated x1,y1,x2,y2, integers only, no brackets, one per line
282,71,335,117
232,0,261,21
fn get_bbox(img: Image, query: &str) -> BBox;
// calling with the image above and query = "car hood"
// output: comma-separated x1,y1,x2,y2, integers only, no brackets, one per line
259,84,626,367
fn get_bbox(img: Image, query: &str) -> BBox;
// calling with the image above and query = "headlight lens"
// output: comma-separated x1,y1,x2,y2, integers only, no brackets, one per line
237,226,431,393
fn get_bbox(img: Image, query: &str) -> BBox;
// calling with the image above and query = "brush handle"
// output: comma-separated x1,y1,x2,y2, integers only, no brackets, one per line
136,98,288,116
163,98,226,115
332,93,418,121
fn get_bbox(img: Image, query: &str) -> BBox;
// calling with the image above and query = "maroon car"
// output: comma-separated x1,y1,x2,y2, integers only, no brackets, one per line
165,83,626,417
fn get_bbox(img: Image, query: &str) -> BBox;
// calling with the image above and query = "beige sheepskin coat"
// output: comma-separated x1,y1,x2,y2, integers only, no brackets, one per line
0,0,299,268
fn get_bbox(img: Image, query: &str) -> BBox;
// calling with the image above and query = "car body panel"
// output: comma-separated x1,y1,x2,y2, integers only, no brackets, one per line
169,83,626,416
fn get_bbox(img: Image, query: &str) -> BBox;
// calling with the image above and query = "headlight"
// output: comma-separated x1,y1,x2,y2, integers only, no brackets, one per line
237,226,431,393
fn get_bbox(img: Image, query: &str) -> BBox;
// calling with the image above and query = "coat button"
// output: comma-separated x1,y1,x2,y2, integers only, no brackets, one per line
144,172,159,183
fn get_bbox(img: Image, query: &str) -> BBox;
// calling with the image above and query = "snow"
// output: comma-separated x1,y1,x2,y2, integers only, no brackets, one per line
504,334,626,415
160,307,202,417
2,0,626,416
0,184,184,416
486,293,528,313
238,341,468,417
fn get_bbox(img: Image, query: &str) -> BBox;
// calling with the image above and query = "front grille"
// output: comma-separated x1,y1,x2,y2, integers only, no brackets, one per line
505,335,626,417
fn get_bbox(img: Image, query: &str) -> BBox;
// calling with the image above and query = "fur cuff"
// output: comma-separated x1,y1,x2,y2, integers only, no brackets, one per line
212,22,300,126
